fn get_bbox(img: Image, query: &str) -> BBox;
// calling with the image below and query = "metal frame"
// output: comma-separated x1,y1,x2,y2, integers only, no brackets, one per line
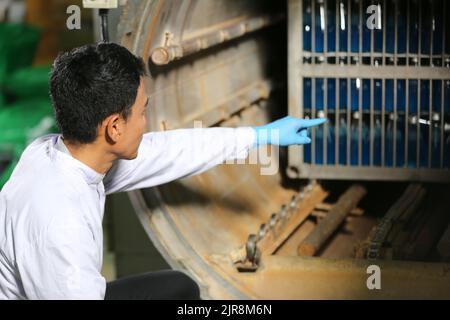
288,0,450,182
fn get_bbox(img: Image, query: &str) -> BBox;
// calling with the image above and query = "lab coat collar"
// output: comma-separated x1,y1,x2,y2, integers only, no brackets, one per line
53,135,105,185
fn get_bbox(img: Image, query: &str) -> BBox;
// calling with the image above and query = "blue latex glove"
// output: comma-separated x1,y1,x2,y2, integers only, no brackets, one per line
252,116,327,147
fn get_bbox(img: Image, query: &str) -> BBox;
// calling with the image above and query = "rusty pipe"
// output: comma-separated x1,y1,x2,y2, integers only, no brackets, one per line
150,13,285,66
298,184,367,257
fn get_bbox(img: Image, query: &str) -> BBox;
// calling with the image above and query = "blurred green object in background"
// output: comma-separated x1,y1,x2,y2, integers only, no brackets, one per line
0,23,56,189
0,23,41,86
0,99,56,188
5,65,52,99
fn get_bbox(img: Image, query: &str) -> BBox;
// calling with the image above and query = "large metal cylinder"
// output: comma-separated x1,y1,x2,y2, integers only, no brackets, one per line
116,0,450,299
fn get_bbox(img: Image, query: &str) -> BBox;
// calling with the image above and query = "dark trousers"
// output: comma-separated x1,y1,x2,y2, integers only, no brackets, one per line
104,270,201,300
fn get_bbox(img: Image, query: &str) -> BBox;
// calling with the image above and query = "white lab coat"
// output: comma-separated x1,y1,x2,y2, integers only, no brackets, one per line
0,127,255,299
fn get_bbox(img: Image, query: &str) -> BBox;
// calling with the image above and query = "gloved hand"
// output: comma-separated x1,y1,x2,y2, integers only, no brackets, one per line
252,116,327,147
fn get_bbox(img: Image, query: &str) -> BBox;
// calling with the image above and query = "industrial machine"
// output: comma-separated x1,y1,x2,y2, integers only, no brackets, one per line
86,0,450,299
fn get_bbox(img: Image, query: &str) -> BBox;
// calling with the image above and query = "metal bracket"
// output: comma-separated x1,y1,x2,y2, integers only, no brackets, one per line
231,180,328,272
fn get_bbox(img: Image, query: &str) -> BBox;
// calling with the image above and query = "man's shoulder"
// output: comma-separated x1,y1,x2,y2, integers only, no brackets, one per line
22,133,60,155
2,134,83,203
4,133,59,179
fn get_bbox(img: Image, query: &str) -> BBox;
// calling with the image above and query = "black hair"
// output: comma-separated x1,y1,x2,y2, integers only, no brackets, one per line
50,42,146,144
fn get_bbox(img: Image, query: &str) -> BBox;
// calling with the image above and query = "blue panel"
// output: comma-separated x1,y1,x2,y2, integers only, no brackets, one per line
350,0,359,53
374,79,382,111
397,80,406,112
408,0,419,54
304,142,311,164
420,0,432,55
350,79,358,111
396,117,406,167
315,125,324,164
316,78,324,111
420,122,430,168
350,120,358,165
385,79,394,113
432,80,441,113
303,0,312,51
304,78,312,109
420,80,430,112
314,0,324,52
338,118,347,165
409,80,418,114
373,18,383,52
385,118,394,167
362,79,370,111
407,121,418,168
298,0,449,174
445,131,450,168
339,78,348,111
327,78,336,110
373,117,382,166
444,82,450,167
432,0,444,55
303,77,312,164
362,0,371,52
430,123,441,168
327,122,336,164
445,80,450,113
385,0,396,54
339,1,348,51
397,0,408,54
326,0,336,52
362,119,370,166
446,3,450,55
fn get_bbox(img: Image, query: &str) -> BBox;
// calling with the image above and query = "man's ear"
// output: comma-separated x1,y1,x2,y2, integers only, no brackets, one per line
103,113,123,144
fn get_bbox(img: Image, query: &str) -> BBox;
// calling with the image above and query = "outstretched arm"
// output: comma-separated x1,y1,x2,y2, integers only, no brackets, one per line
104,116,326,195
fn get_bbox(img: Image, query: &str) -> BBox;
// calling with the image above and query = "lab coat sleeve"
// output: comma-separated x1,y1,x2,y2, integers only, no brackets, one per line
103,126,256,194
17,204,106,300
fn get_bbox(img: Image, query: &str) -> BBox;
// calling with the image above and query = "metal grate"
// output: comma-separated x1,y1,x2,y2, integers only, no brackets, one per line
288,0,450,182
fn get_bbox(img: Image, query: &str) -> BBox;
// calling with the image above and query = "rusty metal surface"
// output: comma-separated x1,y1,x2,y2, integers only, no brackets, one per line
150,13,284,65
207,255,450,299
367,184,426,259
118,0,274,130
298,184,367,257
230,182,329,272
117,0,450,299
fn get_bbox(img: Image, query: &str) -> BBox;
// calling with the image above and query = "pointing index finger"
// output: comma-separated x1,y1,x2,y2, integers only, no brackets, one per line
299,118,327,128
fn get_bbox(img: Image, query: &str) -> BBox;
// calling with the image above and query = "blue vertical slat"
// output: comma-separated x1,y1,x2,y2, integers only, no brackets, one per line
444,81,450,167
397,80,406,112
385,79,394,112
303,0,312,52
397,0,407,54
432,0,443,55
373,117,382,166
362,0,371,52
327,78,336,164
397,80,406,167
420,0,432,56
396,116,406,167
315,0,324,53
315,78,324,164
303,77,312,164
409,0,419,54
350,0,359,53
339,0,348,51
385,0,396,54
326,0,336,52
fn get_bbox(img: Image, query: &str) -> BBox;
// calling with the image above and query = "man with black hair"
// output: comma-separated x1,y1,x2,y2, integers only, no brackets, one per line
0,42,325,300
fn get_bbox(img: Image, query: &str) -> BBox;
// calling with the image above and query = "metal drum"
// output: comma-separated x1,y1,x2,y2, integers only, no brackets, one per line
116,0,450,299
